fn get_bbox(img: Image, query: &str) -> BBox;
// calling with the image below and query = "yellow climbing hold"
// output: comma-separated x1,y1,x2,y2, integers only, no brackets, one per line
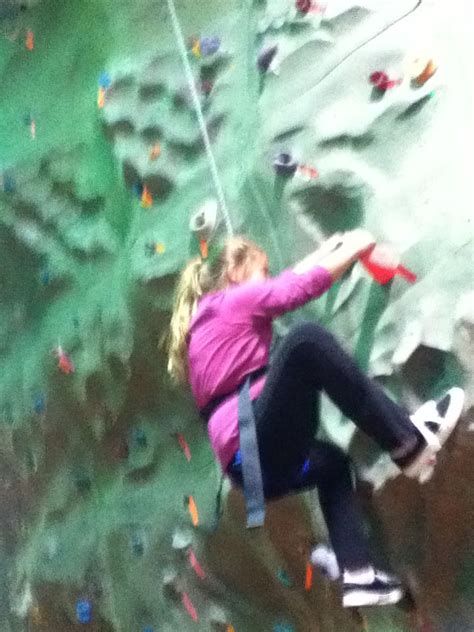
141,186,153,208
155,243,165,254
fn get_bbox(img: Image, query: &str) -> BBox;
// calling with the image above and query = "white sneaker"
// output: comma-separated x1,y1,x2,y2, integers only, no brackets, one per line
404,387,465,483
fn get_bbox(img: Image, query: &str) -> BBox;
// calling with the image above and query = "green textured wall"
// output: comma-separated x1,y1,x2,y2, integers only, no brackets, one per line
0,0,473,631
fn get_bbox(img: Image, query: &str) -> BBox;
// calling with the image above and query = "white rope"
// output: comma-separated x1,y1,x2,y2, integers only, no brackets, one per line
166,0,234,236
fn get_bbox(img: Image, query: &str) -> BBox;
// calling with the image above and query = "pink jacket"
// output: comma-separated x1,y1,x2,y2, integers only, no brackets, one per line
187,266,332,469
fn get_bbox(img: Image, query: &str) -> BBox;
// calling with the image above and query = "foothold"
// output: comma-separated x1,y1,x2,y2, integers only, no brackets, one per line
141,186,153,208
277,568,293,588
149,143,161,160
200,36,220,57
25,29,34,50
53,346,75,374
76,599,92,624
131,428,147,449
33,394,46,414
258,45,278,73
181,592,198,622
185,495,199,527
273,152,298,176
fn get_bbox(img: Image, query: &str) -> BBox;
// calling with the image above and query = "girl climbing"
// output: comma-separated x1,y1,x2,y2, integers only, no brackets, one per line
166,230,465,608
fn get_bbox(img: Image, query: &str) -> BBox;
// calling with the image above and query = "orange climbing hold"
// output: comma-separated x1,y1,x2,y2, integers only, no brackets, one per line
304,561,313,591
97,87,106,109
200,238,208,259
141,186,153,208
413,59,437,87
187,495,199,526
149,143,161,160
54,346,75,374
25,29,34,50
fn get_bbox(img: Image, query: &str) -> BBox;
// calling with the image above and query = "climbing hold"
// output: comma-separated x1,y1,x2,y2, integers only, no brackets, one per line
25,28,34,50
185,495,199,527
97,86,106,109
369,71,400,91
200,36,220,57
131,532,145,557
145,242,165,256
132,182,144,198
181,592,198,622
190,199,218,244
295,164,319,181
39,268,51,285
131,428,147,449
296,0,312,14
200,238,208,260
412,59,437,87
141,186,153,208
76,599,92,624
174,432,191,461
258,45,278,73
277,568,293,588
301,459,310,476
33,394,45,414
53,346,75,374
143,628,154,632
149,143,161,161
98,71,111,89
188,548,206,579
201,80,213,95
273,152,298,176
155,242,165,254
360,244,417,285
304,561,313,591
273,622,295,632
1,173,16,193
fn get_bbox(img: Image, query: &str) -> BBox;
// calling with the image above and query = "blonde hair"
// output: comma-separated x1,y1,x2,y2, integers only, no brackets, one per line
166,236,266,383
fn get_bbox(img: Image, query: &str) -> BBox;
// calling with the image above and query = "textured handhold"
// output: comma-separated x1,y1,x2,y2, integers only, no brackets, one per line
258,45,278,73
76,599,92,624
273,152,298,176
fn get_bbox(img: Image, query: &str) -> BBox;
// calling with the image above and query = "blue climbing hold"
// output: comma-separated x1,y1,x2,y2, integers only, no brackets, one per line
131,428,147,448
301,458,310,476
200,36,220,56
132,182,144,198
76,599,92,624
34,394,46,414
1,173,16,193
131,532,145,556
273,623,295,632
143,627,154,632
39,268,51,285
277,568,293,587
99,72,111,89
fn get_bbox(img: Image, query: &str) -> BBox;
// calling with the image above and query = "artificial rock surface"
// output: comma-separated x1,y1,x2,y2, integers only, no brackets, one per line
0,0,473,631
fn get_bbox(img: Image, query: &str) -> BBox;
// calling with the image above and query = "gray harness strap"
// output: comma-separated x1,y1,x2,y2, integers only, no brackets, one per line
237,377,265,528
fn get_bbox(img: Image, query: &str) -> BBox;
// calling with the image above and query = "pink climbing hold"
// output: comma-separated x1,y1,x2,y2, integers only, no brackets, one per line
188,548,206,579
369,71,400,91
181,592,198,622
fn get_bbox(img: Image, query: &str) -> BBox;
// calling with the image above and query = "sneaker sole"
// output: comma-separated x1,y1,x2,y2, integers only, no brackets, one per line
404,388,465,482
343,587,404,608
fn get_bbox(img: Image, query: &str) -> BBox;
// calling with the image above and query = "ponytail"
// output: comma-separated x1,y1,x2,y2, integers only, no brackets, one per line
166,257,203,383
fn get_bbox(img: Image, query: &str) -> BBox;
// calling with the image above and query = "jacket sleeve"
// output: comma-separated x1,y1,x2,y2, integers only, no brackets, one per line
222,266,333,321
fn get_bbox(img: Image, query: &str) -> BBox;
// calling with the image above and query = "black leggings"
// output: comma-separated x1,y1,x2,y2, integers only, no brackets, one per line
227,322,423,570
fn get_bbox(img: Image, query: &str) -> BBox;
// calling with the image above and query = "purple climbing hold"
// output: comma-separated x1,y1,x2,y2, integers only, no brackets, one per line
258,45,278,73
200,36,220,56
273,152,298,176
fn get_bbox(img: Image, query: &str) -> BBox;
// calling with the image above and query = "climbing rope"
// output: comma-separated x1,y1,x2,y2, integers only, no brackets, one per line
165,0,234,236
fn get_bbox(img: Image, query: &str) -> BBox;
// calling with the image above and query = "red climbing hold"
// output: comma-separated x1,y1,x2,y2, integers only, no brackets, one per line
360,244,417,285
369,71,400,91
296,0,312,14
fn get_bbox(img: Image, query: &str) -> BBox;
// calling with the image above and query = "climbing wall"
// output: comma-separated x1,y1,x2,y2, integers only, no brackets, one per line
0,0,473,631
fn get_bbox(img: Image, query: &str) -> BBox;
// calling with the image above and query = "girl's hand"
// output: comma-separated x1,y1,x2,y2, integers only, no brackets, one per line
344,229,376,259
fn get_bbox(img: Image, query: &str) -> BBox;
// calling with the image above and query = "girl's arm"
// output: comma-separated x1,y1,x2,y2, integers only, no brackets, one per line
293,229,375,282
